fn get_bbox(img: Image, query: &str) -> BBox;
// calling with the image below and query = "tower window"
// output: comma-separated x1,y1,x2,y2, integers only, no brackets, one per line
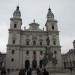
14,24,17,28
40,41,42,46
54,51,57,55
33,51,36,55
12,50,15,54
12,40,15,44
11,58,14,62
40,51,43,55
53,41,56,45
26,51,29,55
33,51,36,59
33,40,36,45
26,41,29,45
52,25,54,30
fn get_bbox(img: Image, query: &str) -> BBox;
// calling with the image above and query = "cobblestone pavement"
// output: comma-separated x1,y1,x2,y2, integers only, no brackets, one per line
49,73,75,75
32,72,75,75
0,71,75,75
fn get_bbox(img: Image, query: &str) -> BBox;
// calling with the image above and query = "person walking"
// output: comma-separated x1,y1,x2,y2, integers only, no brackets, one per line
43,68,49,75
37,68,42,75
27,68,32,75
1,67,6,75
19,69,26,75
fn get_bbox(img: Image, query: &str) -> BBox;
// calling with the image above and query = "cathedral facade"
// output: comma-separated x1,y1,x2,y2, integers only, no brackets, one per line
6,6,62,72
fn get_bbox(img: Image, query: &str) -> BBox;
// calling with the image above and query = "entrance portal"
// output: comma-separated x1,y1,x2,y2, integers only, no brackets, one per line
25,60,30,70
39,60,43,68
32,59,37,69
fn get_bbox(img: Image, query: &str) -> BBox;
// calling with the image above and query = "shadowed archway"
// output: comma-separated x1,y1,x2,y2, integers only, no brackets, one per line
25,60,30,70
39,60,43,68
32,59,37,69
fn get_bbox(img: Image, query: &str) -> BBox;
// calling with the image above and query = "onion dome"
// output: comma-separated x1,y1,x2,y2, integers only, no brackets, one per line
13,6,21,17
47,8,54,18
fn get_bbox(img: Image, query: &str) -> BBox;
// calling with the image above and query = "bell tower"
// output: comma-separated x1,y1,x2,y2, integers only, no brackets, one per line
8,6,22,45
45,8,62,71
45,8,58,31
10,6,22,30
6,6,22,71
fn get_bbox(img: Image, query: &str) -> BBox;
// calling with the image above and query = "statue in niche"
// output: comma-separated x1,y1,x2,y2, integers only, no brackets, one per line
46,36,50,46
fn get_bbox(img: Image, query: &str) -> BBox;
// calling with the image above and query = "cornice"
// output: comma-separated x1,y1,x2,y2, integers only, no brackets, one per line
21,30,59,35
7,44,61,48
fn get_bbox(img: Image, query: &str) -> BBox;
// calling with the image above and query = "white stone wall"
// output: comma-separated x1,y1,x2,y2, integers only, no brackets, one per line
6,7,62,71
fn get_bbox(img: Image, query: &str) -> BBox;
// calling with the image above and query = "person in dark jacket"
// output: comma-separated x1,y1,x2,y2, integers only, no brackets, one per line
1,67,6,75
19,69,26,75
43,68,49,75
27,68,32,75
37,68,42,75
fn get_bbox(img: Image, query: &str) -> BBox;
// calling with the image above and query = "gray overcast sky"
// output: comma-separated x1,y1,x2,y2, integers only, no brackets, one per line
0,0,75,53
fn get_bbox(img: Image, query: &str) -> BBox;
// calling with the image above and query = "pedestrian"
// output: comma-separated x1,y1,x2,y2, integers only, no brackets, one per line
19,69,26,75
1,67,6,75
69,67,73,74
7,69,10,74
37,68,42,75
27,68,32,75
43,68,49,75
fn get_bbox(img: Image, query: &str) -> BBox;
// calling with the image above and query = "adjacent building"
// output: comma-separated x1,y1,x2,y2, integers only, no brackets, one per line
0,52,6,70
62,40,75,69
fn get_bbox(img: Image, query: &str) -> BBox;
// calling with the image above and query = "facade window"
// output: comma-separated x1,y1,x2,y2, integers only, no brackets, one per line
39,60,43,68
14,24,17,28
33,40,36,45
73,61,75,67
54,51,57,55
26,41,29,45
53,40,56,45
32,59,37,69
40,51,43,55
12,50,15,54
12,40,15,44
11,58,14,62
64,62,66,69
40,41,42,46
26,51,29,55
52,25,54,30
33,51,36,55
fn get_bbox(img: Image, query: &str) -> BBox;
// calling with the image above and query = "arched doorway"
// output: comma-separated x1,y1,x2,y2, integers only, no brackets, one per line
32,59,37,69
25,60,30,70
39,60,43,68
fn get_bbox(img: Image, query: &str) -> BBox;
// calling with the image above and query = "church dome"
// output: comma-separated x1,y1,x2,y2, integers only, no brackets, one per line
47,8,54,18
13,6,21,17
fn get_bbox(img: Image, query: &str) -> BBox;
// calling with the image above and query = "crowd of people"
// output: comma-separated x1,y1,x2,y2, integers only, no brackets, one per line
18,68,49,75
0,67,49,75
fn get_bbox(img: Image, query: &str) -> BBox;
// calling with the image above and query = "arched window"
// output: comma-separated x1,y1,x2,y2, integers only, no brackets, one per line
40,51,43,55
12,50,15,54
54,51,57,55
52,25,54,30
53,40,56,45
39,60,43,68
26,51,29,55
64,62,66,69
11,58,14,62
14,24,17,28
32,59,37,69
33,51,36,59
33,40,36,45
33,51,36,55
26,41,29,45
12,40,15,44
40,41,42,46
25,60,30,70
